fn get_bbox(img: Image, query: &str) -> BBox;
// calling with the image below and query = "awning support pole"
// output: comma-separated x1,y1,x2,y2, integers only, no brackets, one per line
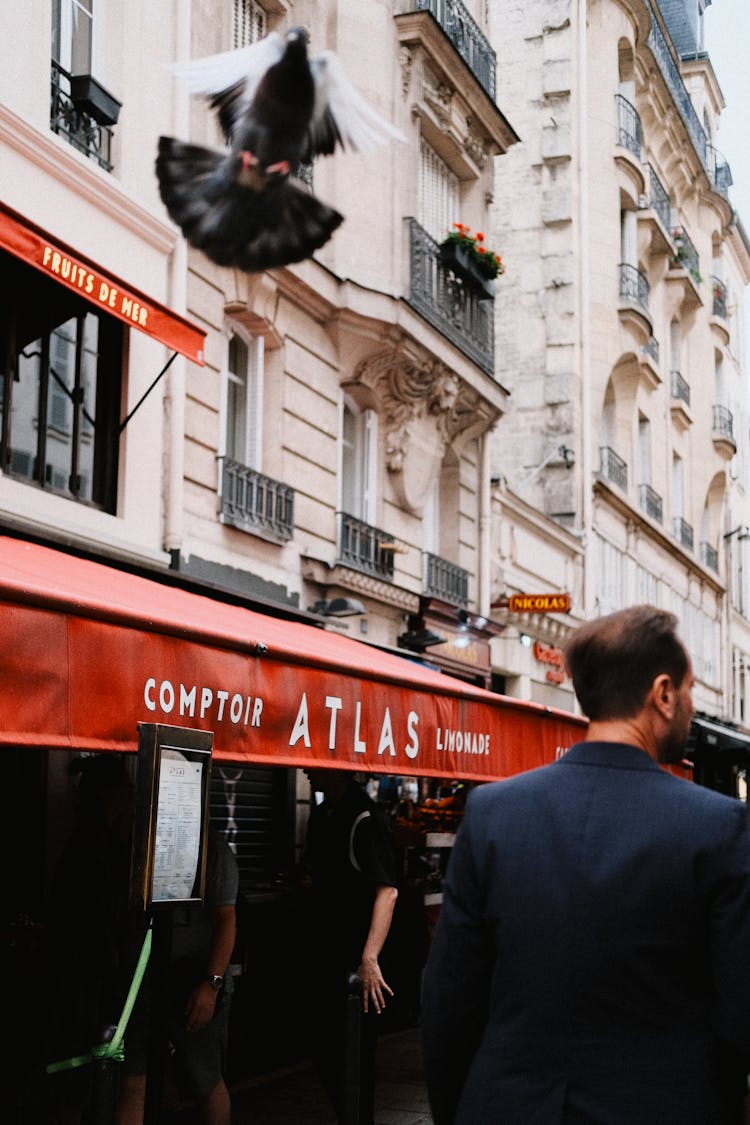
119,351,178,434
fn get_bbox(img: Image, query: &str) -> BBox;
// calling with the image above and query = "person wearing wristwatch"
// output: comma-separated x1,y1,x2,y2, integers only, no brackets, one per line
118,826,239,1125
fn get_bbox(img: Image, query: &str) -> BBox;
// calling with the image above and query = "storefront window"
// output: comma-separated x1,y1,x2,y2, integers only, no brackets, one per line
0,253,122,511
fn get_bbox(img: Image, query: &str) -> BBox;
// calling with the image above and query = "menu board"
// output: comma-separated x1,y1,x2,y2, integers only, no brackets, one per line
131,723,213,910
152,747,204,901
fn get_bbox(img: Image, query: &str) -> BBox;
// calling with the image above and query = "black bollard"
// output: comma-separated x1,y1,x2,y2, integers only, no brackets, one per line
344,972,362,1125
82,1025,120,1125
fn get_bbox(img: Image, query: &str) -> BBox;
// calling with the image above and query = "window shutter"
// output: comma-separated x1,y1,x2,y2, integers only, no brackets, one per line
418,138,459,242
233,0,267,48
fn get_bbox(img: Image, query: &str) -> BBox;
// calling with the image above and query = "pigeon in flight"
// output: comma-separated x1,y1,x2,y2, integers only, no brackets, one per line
156,27,404,272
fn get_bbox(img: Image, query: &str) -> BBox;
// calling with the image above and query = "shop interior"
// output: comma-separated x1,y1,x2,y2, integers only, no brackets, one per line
1,748,477,1119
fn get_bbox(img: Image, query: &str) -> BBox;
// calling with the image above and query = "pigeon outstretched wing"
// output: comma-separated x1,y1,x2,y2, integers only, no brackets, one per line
306,50,406,158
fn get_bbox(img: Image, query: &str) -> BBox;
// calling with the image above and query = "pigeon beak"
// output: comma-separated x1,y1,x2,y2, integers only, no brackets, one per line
287,26,310,45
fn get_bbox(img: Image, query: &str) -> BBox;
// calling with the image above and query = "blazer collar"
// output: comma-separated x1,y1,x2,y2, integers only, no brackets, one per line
560,741,662,771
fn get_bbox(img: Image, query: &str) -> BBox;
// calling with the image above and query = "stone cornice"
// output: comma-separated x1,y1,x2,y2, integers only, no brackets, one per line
593,478,725,595
300,555,421,613
0,104,177,256
394,10,519,159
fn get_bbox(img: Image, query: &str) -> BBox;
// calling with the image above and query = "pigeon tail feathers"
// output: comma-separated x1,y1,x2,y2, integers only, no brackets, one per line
155,136,342,273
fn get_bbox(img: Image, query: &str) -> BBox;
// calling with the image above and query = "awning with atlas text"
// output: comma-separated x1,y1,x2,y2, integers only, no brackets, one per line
0,536,586,780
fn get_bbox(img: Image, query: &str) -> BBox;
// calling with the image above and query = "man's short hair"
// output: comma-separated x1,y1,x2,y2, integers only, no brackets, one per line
563,605,688,721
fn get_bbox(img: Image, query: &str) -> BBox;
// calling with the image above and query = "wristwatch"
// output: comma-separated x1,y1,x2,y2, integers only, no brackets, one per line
206,974,223,992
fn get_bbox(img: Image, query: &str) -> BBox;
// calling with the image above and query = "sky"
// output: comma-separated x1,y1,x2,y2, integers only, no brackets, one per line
705,0,750,359
705,1,750,236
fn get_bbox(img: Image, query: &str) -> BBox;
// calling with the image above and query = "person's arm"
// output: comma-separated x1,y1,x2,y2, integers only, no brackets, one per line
184,903,237,1032
358,883,398,1014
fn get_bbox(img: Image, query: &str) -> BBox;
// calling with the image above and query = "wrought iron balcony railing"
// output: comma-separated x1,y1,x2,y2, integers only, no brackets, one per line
407,219,494,376
338,512,395,581
700,541,718,573
647,163,671,231
672,227,701,284
639,483,663,524
618,263,650,314
50,59,116,172
708,145,733,199
712,276,727,319
599,446,628,492
645,3,708,169
424,552,469,606
712,403,734,442
674,517,694,552
642,335,659,365
616,94,642,159
413,0,496,99
219,457,294,541
670,369,690,407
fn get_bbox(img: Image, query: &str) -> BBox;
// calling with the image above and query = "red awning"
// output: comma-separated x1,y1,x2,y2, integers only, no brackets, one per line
0,536,586,779
0,204,205,365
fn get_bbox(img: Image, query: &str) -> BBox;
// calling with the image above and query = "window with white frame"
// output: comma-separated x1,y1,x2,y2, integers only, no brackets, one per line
418,138,459,243
672,453,683,519
222,330,264,470
635,564,660,606
638,414,651,485
675,597,719,687
233,0,267,47
730,531,747,615
341,398,377,525
52,0,93,71
423,475,440,555
594,533,624,615
669,319,681,374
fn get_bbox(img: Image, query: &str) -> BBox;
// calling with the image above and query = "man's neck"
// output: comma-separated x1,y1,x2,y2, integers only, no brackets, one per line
584,718,657,760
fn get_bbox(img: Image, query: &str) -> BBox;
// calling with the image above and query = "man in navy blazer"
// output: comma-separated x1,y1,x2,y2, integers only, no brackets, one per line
422,605,750,1124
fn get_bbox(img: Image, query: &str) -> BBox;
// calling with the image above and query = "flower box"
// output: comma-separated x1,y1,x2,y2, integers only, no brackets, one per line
439,239,496,298
70,74,122,126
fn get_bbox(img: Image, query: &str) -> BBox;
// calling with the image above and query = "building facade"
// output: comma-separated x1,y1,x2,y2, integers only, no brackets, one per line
487,0,750,747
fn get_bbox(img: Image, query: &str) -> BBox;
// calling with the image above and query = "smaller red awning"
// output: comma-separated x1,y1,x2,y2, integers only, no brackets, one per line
0,204,205,365
0,536,587,779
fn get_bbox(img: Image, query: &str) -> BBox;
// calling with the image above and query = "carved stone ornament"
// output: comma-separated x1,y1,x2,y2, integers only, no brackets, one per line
399,45,413,98
351,350,486,513
464,118,488,169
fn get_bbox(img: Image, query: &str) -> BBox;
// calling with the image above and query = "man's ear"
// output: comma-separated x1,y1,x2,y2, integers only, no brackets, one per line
650,672,676,721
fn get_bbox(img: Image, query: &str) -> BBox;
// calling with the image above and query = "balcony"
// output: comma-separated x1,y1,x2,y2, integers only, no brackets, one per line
407,219,494,376
670,369,690,408
647,164,671,232
700,541,719,574
667,227,702,309
673,518,694,552
219,458,294,542
615,93,642,159
669,369,692,430
707,145,733,200
424,552,469,606
338,512,395,581
50,60,119,172
637,165,673,258
411,0,496,100
712,404,736,459
618,262,650,316
599,446,628,492
712,276,727,319
639,483,663,524
645,3,708,171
